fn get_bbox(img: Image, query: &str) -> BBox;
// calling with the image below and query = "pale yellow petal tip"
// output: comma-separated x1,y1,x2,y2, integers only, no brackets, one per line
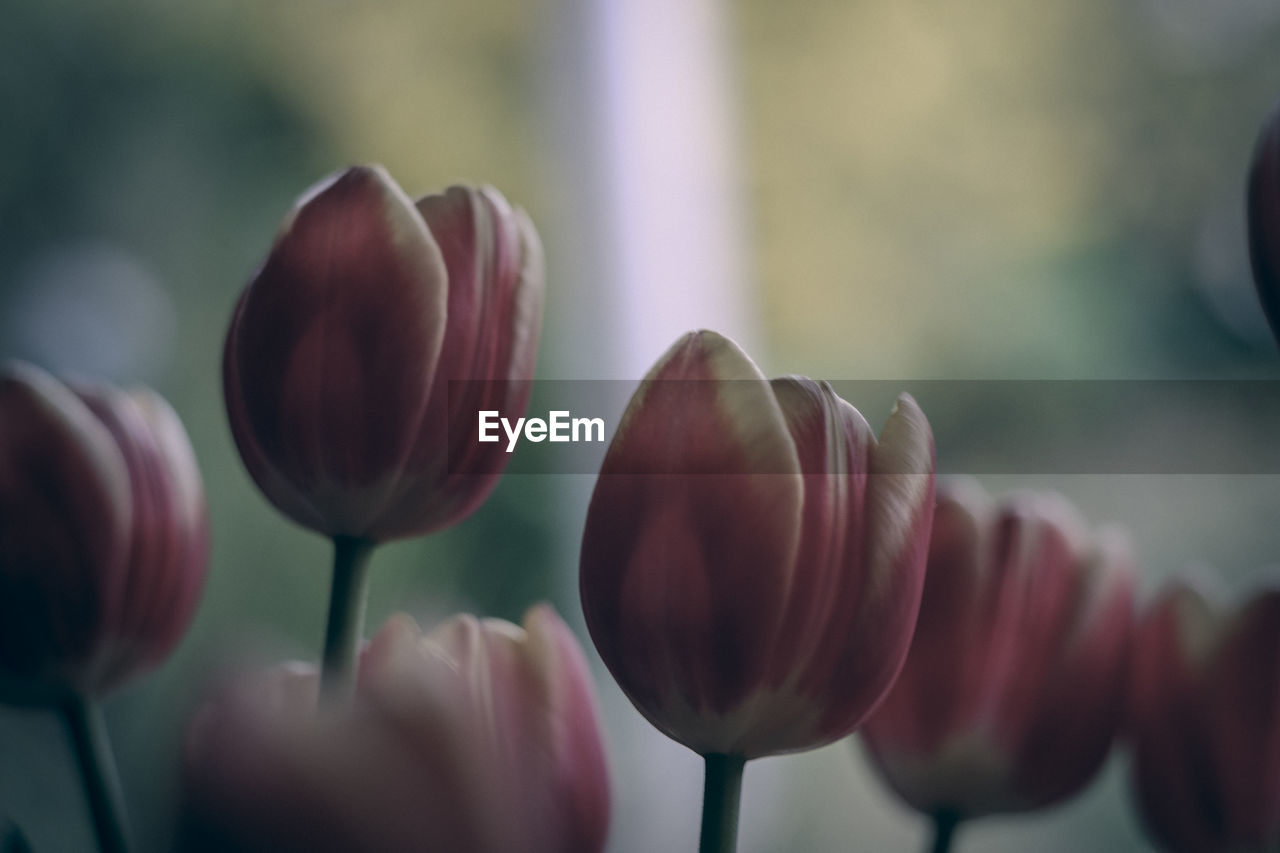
1160,579,1224,667
874,392,935,475
653,329,764,382
382,612,424,638
521,602,561,635
936,476,992,513
1092,524,1136,579
364,612,425,672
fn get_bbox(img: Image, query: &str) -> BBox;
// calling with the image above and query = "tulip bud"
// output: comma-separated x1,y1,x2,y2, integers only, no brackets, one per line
182,605,610,853
0,362,209,703
223,165,544,542
579,330,935,759
861,480,1134,824
1128,581,1280,852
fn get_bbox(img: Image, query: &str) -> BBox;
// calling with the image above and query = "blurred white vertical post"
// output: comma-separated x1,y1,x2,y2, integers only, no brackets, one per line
543,0,756,380
540,3,783,852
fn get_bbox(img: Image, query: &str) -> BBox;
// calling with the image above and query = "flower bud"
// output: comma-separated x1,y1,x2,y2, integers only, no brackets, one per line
1128,581,1280,852
182,605,610,853
223,166,544,542
861,480,1134,820
579,330,935,759
0,362,208,703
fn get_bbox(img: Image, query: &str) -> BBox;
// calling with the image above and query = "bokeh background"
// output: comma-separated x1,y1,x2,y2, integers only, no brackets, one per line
4,0,1280,850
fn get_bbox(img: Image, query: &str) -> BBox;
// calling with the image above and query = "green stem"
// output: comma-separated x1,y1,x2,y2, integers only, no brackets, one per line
927,811,961,853
698,753,746,853
62,695,132,853
319,535,376,703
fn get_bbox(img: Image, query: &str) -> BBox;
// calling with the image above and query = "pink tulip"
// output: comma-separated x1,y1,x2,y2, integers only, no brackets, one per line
182,605,611,853
862,481,1134,831
1128,581,1280,853
223,165,544,542
0,361,208,703
579,330,935,759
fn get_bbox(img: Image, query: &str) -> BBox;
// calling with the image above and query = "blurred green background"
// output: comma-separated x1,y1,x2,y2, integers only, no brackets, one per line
4,0,1280,850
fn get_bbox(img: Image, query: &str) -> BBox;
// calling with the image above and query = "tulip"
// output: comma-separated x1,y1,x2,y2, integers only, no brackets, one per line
0,361,208,702
860,480,1134,853
1128,581,1280,853
223,165,544,697
0,360,209,853
181,605,611,853
223,165,543,544
1249,102,1280,344
579,330,935,852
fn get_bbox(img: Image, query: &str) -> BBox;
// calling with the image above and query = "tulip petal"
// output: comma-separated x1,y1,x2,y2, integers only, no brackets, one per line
824,395,933,729
580,331,804,750
224,165,448,537
369,187,545,539
0,363,131,696
1129,583,1235,852
1203,591,1280,844
70,385,209,692
862,479,989,762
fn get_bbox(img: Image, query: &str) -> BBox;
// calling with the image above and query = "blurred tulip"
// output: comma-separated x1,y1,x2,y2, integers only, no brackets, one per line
0,361,208,703
1128,581,1280,853
861,481,1134,849
223,165,544,543
580,330,935,760
1248,102,1280,345
182,605,610,853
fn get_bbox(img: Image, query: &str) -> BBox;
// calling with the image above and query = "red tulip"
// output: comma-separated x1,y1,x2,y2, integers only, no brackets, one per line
579,330,935,759
182,606,611,853
1128,581,1280,853
861,480,1134,825
223,165,543,542
0,361,208,703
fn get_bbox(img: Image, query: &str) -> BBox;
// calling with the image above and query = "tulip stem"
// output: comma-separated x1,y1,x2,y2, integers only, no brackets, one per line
320,535,377,703
927,811,961,853
699,753,746,853
62,695,132,853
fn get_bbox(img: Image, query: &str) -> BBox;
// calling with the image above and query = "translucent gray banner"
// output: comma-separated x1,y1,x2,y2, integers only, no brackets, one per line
446,380,1280,475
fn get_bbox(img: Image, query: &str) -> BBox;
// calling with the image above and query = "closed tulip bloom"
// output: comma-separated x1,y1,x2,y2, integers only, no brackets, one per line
861,481,1134,849
580,330,936,760
1129,581,1280,853
182,605,611,853
223,165,543,543
0,361,208,703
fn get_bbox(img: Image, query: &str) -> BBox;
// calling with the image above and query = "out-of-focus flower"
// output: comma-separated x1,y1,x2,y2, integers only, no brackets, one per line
1248,102,1280,344
1128,581,1280,853
0,361,208,703
579,330,935,759
861,480,1134,826
223,165,543,543
182,605,610,853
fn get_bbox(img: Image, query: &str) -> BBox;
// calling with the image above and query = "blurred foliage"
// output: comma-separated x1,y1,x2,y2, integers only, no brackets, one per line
738,0,1280,378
